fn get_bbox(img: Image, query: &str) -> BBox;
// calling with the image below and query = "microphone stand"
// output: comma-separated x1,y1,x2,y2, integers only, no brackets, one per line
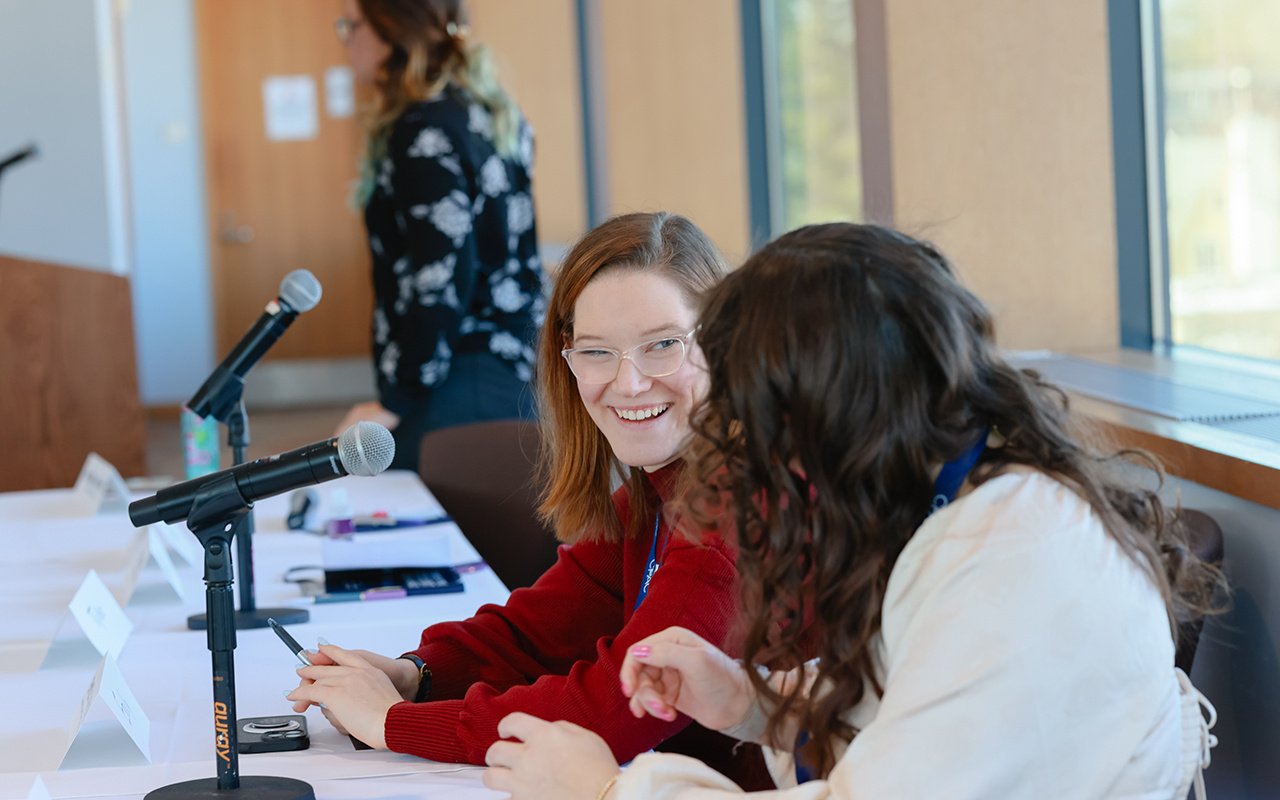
187,398,308,631
147,475,313,800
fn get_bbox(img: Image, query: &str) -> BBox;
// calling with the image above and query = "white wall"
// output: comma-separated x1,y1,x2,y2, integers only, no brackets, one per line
0,0,129,274
119,0,215,405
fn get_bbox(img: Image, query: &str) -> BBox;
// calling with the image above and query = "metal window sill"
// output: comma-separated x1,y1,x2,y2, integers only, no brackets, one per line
1012,349,1280,510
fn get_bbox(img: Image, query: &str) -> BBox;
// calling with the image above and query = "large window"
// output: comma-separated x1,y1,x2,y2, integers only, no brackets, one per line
762,0,862,233
1152,0,1280,362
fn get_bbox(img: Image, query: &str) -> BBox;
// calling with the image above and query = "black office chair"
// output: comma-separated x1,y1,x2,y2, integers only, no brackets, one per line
1173,508,1225,674
418,420,560,590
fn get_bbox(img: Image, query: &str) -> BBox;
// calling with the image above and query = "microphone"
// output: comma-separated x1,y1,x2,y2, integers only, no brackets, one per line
0,144,37,173
129,421,395,527
187,269,323,421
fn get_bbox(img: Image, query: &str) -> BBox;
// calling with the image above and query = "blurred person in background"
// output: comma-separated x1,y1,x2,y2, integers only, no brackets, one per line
334,0,544,471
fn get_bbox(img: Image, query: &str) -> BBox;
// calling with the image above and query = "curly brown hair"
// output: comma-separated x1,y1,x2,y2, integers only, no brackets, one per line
684,222,1225,775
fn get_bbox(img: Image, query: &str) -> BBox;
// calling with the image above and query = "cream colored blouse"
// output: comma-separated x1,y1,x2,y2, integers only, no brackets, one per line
614,469,1216,800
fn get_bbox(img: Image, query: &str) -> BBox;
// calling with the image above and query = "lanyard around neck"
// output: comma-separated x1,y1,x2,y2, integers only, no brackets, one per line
928,428,989,515
794,427,989,784
633,511,663,612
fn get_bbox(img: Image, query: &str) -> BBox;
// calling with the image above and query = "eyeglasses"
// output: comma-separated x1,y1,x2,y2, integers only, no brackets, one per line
562,329,698,384
334,16,364,44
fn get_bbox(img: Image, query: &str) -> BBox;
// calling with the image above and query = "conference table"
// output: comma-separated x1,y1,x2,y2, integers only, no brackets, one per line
0,470,511,799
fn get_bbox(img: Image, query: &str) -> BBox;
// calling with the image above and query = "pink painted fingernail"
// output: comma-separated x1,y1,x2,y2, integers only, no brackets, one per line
631,646,651,658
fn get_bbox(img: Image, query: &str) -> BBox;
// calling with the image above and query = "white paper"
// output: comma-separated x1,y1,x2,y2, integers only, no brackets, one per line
325,65,355,118
71,453,129,515
263,75,319,141
26,775,50,800
146,526,188,600
100,655,151,761
68,570,133,658
0,661,102,772
77,659,104,734
322,526,452,570
157,520,204,566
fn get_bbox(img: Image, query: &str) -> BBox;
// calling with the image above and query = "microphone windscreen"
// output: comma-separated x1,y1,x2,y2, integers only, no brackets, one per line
280,269,323,312
338,421,396,476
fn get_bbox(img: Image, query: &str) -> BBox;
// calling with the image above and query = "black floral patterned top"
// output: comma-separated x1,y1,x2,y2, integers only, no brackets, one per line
363,86,544,419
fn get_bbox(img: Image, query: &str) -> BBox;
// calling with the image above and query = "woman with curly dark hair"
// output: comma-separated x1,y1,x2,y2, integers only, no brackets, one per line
486,223,1222,800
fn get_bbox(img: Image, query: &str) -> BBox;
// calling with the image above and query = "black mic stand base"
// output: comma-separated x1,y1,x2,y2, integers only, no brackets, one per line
186,607,308,631
145,775,314,800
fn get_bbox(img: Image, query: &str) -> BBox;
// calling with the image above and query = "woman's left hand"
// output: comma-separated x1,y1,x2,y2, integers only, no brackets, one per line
484,713,620,800
286,644,403,750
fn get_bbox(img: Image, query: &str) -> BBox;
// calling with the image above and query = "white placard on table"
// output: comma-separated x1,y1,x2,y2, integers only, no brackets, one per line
0,656,150,772
147,526,188,601
0,659,101,772
68,570,133,658
99,655,151,762
26,775,50,800
156,520,204,566
115,529,152,608
263,75,318,141
325,65,355,118
71,453,130,516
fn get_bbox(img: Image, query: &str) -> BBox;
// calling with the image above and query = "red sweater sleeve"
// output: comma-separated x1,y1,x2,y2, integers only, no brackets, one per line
383,478,739,764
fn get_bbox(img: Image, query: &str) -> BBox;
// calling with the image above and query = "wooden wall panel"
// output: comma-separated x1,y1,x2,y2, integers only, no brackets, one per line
598,0,751,263
470,0,588,249
0,256,146,491
883,0,1118,351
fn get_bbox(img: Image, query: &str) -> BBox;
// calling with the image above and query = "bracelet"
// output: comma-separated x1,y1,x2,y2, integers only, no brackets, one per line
595,772,621,800
397,654,433,703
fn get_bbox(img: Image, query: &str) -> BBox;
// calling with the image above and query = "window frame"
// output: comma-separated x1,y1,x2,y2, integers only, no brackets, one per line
741,0,893,245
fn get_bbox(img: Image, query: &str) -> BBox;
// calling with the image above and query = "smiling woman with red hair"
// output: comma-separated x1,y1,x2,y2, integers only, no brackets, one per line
290,212,771,791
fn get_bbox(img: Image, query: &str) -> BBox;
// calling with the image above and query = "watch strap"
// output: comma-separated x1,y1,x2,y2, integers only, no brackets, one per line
398,654,432,703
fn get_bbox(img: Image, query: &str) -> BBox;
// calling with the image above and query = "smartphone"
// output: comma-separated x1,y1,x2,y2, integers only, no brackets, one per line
238,715,310,754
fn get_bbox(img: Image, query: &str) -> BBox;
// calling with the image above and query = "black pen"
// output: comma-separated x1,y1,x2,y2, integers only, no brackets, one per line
268,617,313,667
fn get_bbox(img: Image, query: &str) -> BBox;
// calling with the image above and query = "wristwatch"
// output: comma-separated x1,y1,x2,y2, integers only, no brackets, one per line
397,654,433,703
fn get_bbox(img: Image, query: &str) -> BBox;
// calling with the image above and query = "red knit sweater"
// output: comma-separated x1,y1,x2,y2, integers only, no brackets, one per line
383,462,761,782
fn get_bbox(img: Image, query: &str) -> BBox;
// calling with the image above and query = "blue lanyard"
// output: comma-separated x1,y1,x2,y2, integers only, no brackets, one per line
928,428,989,515
633,512,663,612
794,429,988,782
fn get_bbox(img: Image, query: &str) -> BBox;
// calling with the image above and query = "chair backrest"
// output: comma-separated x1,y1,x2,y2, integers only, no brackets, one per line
1174,508,1225,673
418,420,560,590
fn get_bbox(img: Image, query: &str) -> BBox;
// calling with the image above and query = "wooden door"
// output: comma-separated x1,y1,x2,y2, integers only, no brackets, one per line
198,0,371,362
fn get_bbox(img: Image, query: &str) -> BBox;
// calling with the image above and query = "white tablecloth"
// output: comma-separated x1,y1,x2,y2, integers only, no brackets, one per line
0,469,511,799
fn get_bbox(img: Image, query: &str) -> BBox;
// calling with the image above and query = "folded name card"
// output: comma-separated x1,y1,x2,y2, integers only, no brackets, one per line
26,776,50,800
100,655,151,761
147,525,189,601
155,520,204,566
68,570,133,658
72,453,130,516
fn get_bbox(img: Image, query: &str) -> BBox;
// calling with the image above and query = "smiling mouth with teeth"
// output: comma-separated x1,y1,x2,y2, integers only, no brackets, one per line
613,404,671,422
